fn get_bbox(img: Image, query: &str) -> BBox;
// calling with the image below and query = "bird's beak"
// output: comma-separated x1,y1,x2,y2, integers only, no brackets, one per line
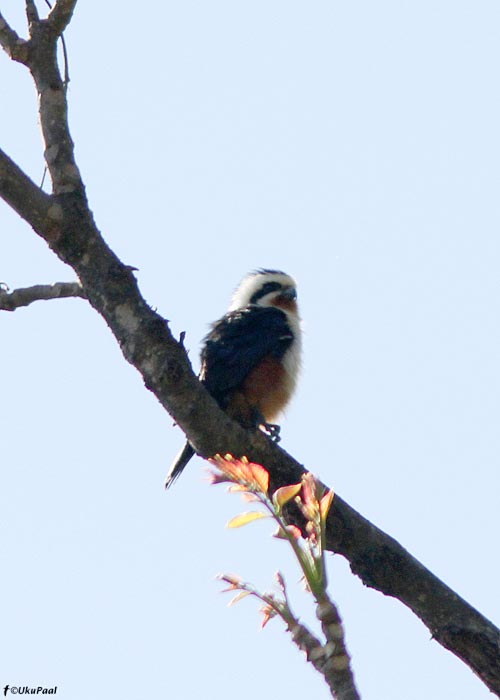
271,285,298,312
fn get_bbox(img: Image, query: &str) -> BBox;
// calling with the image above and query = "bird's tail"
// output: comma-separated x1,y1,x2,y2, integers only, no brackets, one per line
165,442,195,489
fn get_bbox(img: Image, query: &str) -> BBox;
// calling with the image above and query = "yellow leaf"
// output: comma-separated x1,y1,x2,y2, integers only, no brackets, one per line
274,524,302,540
319,489,334,521
229,591,251,607
227,511,269,528
248,462,270,494
272,482,302,509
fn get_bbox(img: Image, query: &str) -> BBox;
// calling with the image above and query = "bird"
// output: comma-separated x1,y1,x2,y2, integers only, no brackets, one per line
165,269,302,488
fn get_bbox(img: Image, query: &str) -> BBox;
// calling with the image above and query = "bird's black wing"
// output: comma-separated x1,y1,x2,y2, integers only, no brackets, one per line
200,305,294,405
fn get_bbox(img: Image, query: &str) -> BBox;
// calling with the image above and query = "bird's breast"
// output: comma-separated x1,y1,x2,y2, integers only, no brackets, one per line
240,354,295,422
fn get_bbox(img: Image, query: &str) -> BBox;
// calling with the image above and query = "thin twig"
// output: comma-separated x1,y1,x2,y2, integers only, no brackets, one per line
60,30,70,86
44,0,70,87
0,282,85,311
220,572,360,700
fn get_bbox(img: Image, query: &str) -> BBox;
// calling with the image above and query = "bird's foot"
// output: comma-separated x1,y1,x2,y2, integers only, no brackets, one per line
261,422,281,443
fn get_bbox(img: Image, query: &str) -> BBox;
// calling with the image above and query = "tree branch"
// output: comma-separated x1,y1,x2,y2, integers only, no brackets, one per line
20,3,84,195
323,496,500,695
0,12,29,63
0,148,54,231
1,7,500,697
316,595,360,700
0,281,84,311
25,0,40,28
47,0,78,36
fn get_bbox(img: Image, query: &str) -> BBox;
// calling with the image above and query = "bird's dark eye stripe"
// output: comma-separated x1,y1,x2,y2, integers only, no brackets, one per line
250,281,282,304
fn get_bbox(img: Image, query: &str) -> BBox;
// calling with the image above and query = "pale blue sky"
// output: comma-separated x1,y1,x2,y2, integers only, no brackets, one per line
1,2,499,699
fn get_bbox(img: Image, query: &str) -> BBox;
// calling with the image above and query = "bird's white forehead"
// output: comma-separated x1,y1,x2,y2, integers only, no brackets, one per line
228,271,297,311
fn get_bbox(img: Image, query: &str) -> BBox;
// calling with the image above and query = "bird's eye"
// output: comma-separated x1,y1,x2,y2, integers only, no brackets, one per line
262,282,282,294
250,281,282,304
